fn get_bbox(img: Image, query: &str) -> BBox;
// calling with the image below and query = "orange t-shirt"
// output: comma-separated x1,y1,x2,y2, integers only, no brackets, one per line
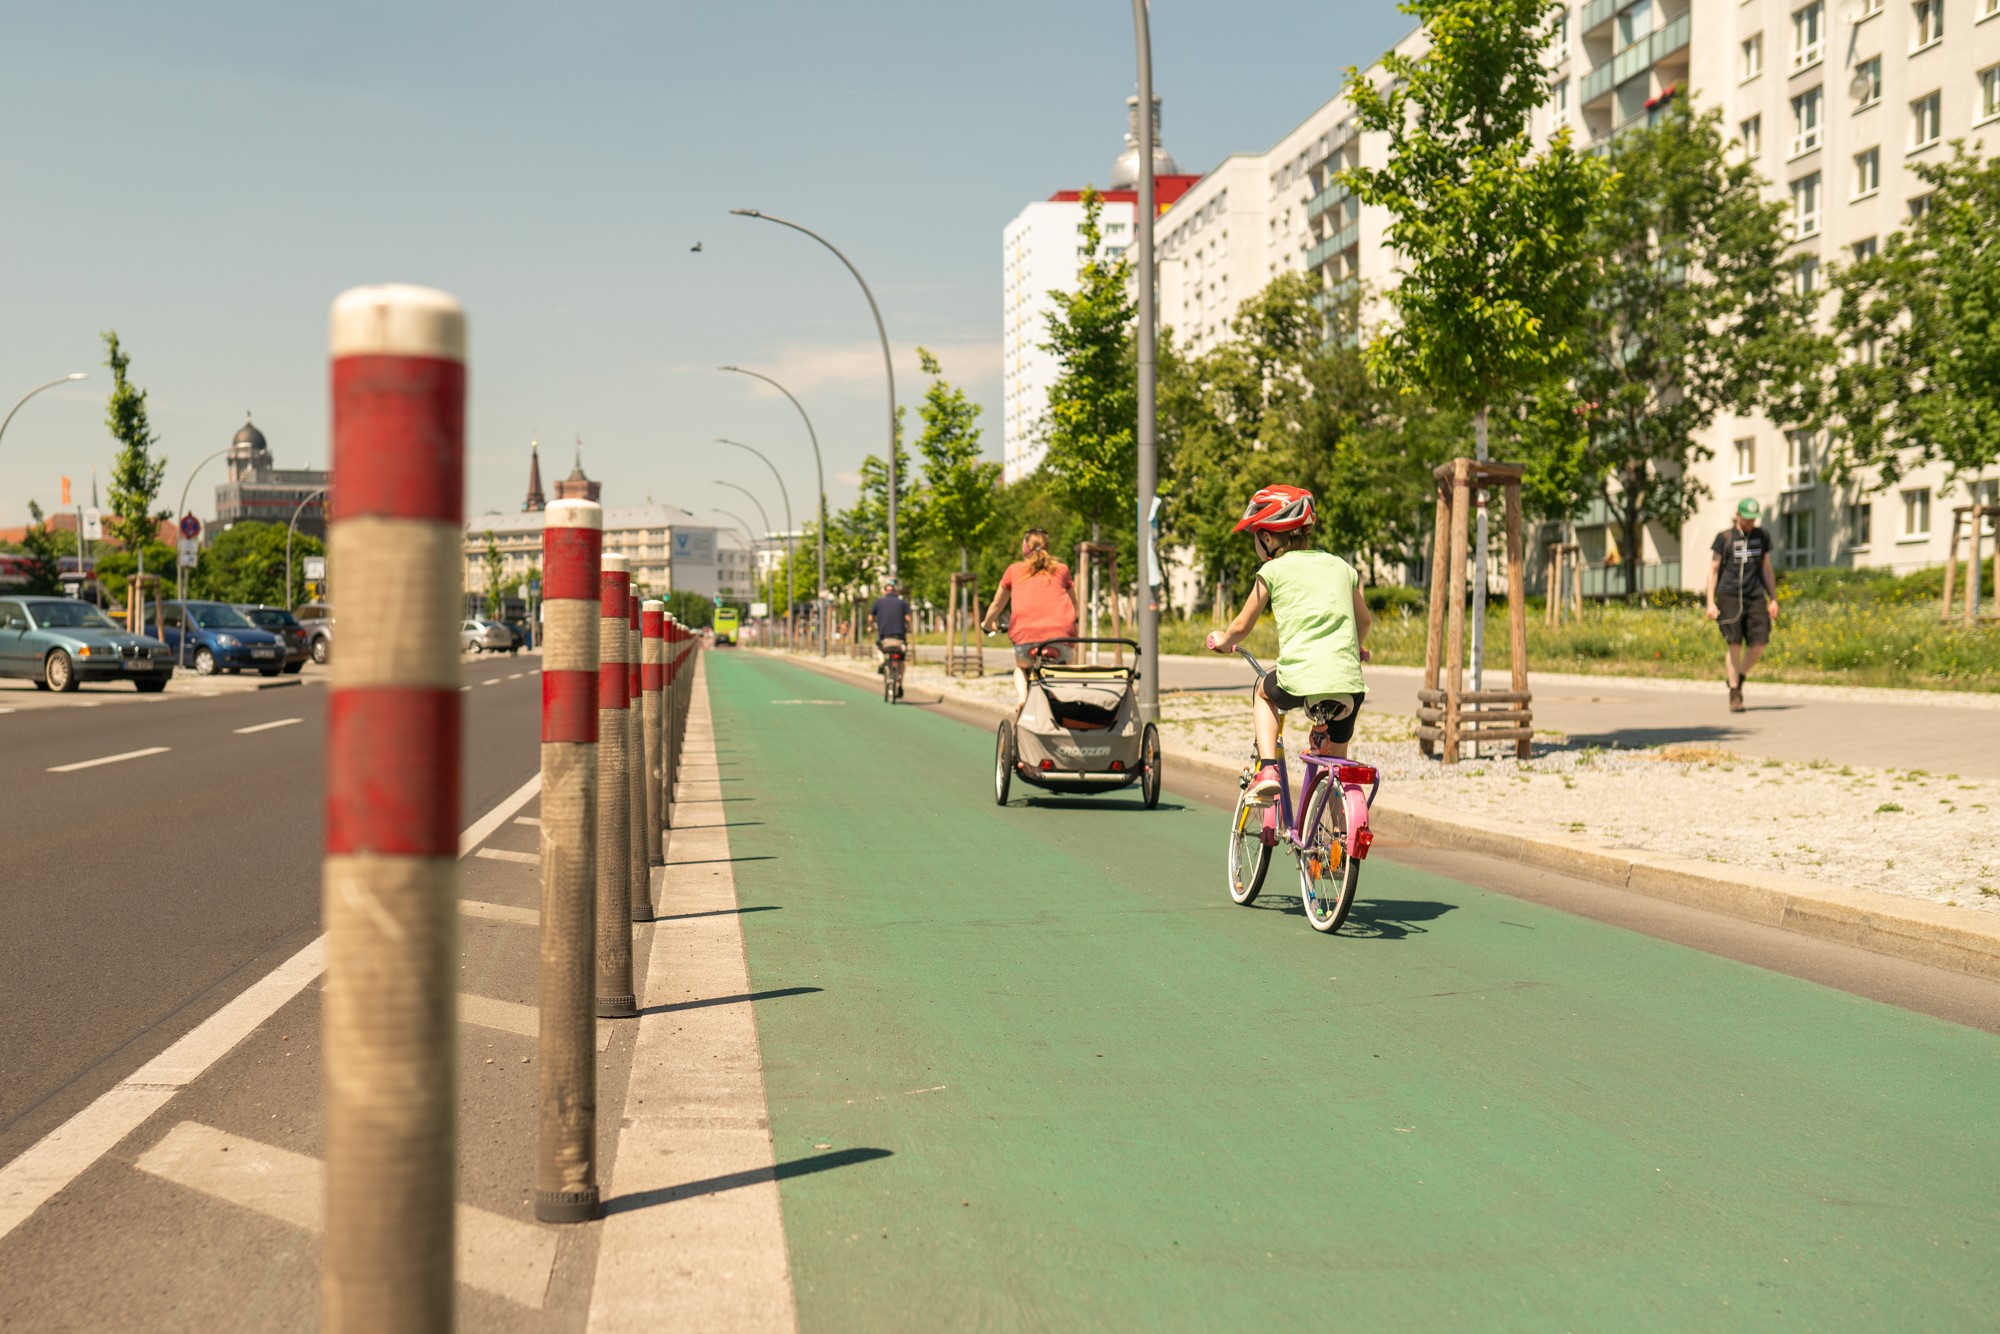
1001,560,1078,645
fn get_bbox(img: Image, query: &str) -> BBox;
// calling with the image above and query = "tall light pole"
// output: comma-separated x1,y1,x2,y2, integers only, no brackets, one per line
0,373,87,453
713,482,775,639
285,486,327,611
728,208,899,581
1132,0,1162,725
172,446,232,665
716,439,796,654
718,365,828,655
708,509,770,641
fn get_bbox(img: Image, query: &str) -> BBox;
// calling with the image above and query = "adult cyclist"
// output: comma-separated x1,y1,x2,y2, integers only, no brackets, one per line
869,578,914,684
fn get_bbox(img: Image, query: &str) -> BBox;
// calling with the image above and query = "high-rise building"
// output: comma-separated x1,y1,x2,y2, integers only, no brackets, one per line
213,414,329,538
1001,98,1200,483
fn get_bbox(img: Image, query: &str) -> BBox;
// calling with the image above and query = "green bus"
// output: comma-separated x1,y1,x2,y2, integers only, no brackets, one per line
712,605,741,646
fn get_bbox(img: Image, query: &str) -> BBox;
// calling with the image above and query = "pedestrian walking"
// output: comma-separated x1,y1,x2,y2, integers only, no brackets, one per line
1705,498,1779,713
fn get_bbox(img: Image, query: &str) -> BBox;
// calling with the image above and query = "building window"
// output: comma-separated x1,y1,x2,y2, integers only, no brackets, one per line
1909,192,1934,218
1793,1,1826,69
1980,65,2000,124
1733,437,1758,481
1911,92,1942,150
1556,6,1571,48
1852,235,1879,262
1785,429,1818,488
1912,0,1943,48
1848,501,1873,549
1741,114,1763,158
1743,33,1764,81
1781,508,1816,568
1618,0,1653,49
1853,147,1881,197
1901,487,1932,538
1555,78,1570,115
1791,87,1823,155
1855,57,1883,107
1984,0,2000,18
1791,172,1823,237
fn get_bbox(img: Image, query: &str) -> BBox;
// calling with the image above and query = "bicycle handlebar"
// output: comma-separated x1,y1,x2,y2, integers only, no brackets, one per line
1234,646,1267,678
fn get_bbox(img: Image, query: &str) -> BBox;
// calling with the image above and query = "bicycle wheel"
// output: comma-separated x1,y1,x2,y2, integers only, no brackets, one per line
1297,777,1361,934
1139,723,1161,810
883,670,895,704
1226,788,1270,905
994,721,1014,806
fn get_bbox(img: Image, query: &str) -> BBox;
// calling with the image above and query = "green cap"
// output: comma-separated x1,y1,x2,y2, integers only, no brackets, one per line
1736,497,1762,520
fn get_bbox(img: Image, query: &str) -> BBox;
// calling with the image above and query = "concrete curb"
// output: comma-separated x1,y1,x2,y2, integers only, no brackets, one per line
764,649,2000,986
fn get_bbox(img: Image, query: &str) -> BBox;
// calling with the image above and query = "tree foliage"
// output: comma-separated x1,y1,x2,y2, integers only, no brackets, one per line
102,331,168,554
187,520,326,608
1814,143,2000,489
16,502,67,595
1039,187,1137,537
912,347,1001,574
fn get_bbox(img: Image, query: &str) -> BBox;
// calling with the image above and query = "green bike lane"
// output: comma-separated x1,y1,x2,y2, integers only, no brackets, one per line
705,651,1999,1331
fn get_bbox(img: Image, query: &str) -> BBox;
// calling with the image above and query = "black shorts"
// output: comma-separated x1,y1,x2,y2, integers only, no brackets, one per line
1715,594,1771,646
1258,675,1365,746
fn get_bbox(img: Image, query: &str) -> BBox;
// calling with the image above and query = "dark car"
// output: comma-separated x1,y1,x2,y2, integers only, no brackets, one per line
235,605,310,673
156,600,287,677
501,616,534,651
295,604,333,665
0,595,175,692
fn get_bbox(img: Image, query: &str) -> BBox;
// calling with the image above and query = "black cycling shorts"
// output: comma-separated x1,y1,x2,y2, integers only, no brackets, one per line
1258,675,1365,745
1715,594,1771,646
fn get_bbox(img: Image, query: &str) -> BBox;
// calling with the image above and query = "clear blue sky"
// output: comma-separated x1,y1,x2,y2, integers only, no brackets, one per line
0,1,1412,532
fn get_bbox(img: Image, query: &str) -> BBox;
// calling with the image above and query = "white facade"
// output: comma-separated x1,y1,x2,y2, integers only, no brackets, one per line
463,502,754,604
1001,197,1137,483
1157,158,1267,357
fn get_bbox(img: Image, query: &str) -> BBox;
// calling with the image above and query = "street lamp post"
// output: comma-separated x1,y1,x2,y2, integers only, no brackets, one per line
172,446,233,665
1131,0,1161,725
0,373,88,453
718,365,828,656
717,439,796,655
728,208,899,582
713,482,776,640
285,487,326,612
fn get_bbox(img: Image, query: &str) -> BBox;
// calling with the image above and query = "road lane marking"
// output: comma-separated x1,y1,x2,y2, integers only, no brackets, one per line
46,746,170,773
461,900,538,927
136,1122,558,1309
460,685,475,692
514,816,541,827
233,718,303,735
475,847,538,865
508,673,523,680
483,678,502,686
460,993,612,1052
0,773,543,1246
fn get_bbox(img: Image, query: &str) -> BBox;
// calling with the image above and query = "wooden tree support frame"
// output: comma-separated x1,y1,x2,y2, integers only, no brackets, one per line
1545,542,1583,627
945,570,984,677
1940,505,1999,626
1419,458,1533,763
1074,541,1123,665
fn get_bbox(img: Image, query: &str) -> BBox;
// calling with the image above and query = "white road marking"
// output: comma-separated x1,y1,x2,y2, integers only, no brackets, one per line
0,773,543,1247
769,699,845,706
460,993,612,1052
514,816,541,827
474,847,538,865
47,746,170,773
460,900,538,927
460,685,475,693
508,673,524,680
0,707,16,715
483,678,502,686
136,1122,558,1309
233,718,303,735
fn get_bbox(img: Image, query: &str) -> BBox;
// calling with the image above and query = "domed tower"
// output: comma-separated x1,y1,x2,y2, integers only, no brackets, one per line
227,412,270,483
1108,95,1179,191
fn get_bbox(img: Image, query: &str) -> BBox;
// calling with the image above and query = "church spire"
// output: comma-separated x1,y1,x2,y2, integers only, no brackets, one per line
523,437,546,512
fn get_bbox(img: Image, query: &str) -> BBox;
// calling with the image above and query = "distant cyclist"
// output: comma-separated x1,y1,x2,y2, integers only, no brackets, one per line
1705,498,1778,713
1204,484,1371,803
869,578,913,674
981,528,1079,713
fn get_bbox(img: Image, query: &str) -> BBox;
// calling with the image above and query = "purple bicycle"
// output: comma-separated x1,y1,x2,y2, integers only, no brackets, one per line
1225,648,1380,934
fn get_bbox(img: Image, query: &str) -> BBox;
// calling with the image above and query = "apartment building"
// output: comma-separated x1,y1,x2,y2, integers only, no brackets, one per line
462,503,753,605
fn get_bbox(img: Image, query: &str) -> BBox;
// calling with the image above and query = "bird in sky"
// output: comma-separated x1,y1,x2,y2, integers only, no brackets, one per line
690,241,703,253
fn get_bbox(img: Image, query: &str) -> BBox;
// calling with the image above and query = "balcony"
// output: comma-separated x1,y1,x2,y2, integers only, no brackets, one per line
1304,222,1360,272
1305,179,1353,224
1581,12,1691,105
1581,0,1620,38
1311,277,1362,313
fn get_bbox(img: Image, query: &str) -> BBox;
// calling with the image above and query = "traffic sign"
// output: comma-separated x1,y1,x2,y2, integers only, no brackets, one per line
81,507,102,541
177,538,199,569
179,512,202,541
303,556,326,581
526,580,541,598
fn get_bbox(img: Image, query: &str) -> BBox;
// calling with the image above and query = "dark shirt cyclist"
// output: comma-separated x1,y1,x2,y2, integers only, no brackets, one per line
869,581,913,670
1705,497,1779,713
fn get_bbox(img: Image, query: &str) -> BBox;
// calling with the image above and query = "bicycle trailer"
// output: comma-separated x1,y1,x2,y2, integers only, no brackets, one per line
994,638,1161,809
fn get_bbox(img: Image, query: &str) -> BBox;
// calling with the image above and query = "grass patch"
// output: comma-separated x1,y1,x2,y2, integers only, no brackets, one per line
1876,803,1905,813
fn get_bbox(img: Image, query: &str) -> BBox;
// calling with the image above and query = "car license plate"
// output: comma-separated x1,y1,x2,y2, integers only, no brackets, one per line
254,648,277,658
123,659,148,670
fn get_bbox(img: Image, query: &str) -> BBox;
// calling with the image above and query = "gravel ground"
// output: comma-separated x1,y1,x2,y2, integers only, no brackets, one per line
845,653,2000,913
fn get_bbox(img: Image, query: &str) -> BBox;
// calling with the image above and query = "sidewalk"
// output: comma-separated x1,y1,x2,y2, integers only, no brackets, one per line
777,649,2000,981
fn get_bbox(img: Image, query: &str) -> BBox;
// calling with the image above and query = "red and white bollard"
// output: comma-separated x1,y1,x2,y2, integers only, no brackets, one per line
625,595,648,921
641,601,664,865
535,497,602,1223
322,284,465,1332
595,555,637,1018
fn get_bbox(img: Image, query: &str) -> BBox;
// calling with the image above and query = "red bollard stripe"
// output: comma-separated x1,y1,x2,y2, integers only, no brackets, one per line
329,357,466,523
326,688,461,856
642,662,663,692
541,671,598,743
543,527,601,601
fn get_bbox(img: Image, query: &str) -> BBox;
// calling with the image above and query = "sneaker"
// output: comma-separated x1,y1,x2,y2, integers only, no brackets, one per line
1247,764,1282,803
1728,683,1744,713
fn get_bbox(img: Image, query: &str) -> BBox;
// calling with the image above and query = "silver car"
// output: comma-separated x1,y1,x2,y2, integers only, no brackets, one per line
461,618,514,654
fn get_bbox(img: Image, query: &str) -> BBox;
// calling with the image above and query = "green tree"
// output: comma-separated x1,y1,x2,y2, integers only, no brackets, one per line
912,347,1001,578
664,589,713,630
101,332,168,555
1343,0,1607,462
188,520,326,607
481,532,504,616
1039,187,1137,540
1568,96,1822,597
16,502,67,595
1815,143,2000,490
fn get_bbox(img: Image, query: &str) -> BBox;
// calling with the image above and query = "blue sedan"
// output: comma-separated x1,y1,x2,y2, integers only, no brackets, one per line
0,595,176,692
157,601,288,677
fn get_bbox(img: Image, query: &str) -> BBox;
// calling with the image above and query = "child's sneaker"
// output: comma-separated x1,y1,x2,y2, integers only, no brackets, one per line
1246,763,1282,803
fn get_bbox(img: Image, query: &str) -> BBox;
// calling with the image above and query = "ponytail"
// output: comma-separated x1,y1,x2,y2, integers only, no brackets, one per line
1022,529,1054,578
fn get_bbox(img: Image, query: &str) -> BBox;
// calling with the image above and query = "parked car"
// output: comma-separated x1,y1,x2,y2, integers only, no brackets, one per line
501,616,534,651
235,605,310,673
156,600,288,676
461,618,514,654
0,595,176,692
295,604,333,664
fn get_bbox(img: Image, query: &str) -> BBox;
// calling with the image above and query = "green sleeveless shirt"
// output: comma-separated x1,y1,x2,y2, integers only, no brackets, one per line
1258,550,1365,697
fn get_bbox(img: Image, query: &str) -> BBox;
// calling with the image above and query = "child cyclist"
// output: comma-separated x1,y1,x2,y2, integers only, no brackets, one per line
1204,484,1371,802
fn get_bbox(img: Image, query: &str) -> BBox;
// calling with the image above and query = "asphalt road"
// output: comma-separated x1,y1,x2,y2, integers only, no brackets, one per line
0,658,544,1170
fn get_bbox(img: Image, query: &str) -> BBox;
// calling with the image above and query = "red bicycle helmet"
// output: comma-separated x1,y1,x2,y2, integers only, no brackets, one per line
1232,484,1316,534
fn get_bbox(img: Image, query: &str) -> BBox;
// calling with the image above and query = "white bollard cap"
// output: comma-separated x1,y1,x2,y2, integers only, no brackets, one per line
545,498,602,531
329,284,467,361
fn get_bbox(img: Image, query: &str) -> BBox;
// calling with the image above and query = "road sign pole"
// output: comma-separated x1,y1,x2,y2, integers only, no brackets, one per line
595,554,638,1018
321,284,466,1332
